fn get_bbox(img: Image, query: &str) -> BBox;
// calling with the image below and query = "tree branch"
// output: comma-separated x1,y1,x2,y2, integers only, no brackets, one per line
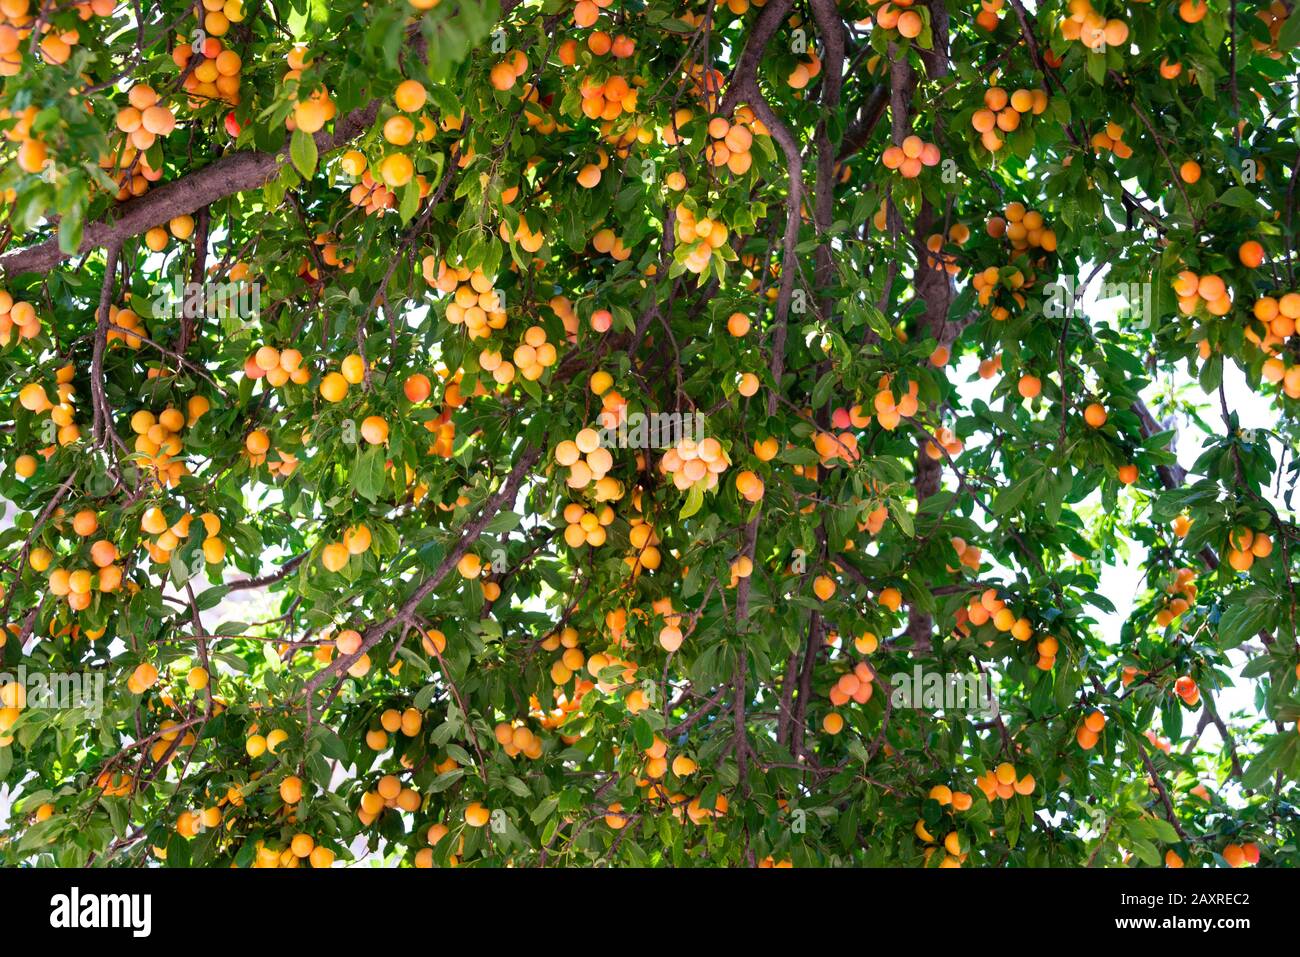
0,101,380,277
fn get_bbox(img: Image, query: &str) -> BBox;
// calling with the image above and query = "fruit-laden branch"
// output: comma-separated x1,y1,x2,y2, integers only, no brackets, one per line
0,100,381,278
723,61,806,769
303,442,542,702
720,0,795,107
0,0,540,278
1132,391,1273,773
718,0,801,347
767,0,847,766
900,2,956,653
1135,726,1191,841
727,53,812,772
0,469,78,626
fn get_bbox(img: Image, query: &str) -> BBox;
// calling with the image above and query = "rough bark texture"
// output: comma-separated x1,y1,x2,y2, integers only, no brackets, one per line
902,2,955,655
0,100,380,277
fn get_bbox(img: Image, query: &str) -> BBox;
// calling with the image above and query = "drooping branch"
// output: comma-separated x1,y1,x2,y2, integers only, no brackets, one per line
719,0,796,111
303,443,542,704
0,100,381,277
0,0,546,279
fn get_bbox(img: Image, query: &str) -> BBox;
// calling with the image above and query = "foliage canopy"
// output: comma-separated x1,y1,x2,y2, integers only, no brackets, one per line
0,0,1297,868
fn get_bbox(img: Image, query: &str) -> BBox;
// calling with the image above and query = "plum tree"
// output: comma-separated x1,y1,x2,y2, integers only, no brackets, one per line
0,0,1297,869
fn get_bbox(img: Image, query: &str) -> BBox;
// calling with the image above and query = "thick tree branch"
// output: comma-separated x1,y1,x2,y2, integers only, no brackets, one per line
0,101,380,277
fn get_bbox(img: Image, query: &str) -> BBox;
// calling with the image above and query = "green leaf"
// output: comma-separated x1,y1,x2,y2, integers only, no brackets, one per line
1149,818,1180,843
811,370,837,409
399,177,420,222
353,445,386,502
1160,696,1183,740
1085,50,1106,85
484,510,522,534
1279,11,1300,49
632,716,654,750
679,482,704,520
58,203,84,255
1217,586,1279,648
415,682,438,709
311,725,348,761
290,127,318,179
888,498,914,537
530,794,560,824
195,586,229,611
1216,186,1256,209
1241,734,1297,790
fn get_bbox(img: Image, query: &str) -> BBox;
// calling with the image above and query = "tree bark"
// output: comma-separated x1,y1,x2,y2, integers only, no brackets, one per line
0,100,379,277
902,2,955,654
